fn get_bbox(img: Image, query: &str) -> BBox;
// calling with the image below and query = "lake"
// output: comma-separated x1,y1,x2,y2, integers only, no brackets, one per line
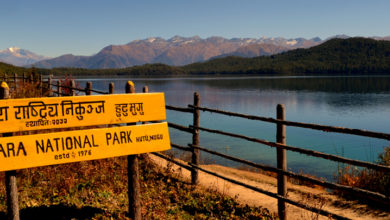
75,75,390,180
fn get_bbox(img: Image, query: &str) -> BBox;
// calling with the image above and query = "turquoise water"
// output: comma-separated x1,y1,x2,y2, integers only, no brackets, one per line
75,76,390,180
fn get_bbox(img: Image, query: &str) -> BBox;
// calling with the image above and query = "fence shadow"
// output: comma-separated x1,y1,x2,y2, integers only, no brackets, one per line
0,205,104,220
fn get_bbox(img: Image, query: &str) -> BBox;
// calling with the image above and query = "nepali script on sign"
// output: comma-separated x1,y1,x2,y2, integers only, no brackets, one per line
0,122,170,172
0,93,166,133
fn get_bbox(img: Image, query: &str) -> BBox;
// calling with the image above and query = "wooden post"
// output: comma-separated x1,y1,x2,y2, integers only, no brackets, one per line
109,82,114,94
0,82,9,98
13,73,17,91
140,86,149,160
86,82,92,95
143,86,148,93
57,80,61,97
39,74,43,96
126,80,135,94
70,80,75,96
106,82,115,128
1,82,20,220
276,104,287,220
22,73,25,87
48,75,52,97
191,92,200,185
126,81,141,220
32,70,36,82
142,86,148,120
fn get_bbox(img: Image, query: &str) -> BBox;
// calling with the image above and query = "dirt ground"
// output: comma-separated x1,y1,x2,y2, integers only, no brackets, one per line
150,154,390,220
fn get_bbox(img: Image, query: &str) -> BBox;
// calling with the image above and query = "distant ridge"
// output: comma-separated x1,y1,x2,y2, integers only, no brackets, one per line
1,38,390,76
33,36,325,69
3,35,390,70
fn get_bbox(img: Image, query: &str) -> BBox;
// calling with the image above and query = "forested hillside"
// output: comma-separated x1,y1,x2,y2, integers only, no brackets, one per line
0,62,26,75
184,38,390,75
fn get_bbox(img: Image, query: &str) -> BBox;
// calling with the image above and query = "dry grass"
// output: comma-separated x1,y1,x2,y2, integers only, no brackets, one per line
0,157,276,219
336,147,390,198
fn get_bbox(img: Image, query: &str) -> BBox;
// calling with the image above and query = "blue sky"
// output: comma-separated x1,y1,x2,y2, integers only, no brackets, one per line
1,0,389,57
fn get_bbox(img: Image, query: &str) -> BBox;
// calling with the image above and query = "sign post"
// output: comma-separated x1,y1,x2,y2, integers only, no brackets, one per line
126,81,141,220
1,82,20,220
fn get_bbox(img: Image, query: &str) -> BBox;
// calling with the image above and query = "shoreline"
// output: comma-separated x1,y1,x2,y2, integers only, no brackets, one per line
45,73,390,80
149,154,390,220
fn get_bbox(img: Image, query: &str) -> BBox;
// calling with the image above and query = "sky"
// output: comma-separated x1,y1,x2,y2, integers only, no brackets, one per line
1,0,390,57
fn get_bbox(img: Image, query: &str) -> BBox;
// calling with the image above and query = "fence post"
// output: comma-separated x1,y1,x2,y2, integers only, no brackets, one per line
143,86,148,93
126,81,141,220
57,80,61,97
48,75,52,97
276,104,287,220
70,80,75,96
109,82,114,94
191,92,200,185
86,82,92,95
40,74,43,96
1,82,20,220
13,73,17,91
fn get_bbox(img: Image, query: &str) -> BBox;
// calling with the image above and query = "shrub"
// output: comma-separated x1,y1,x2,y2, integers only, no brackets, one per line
336,147,390,197
58,74,80,96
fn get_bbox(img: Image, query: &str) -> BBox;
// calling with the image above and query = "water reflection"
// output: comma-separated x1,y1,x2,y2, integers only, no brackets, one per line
187,76,390,93
76,76,390,179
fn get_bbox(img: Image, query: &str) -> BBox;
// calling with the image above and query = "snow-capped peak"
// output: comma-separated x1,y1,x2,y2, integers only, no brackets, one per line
0,47,18,53
5,47,21,53
0,47,48,66
147,37,156,43
286,40,297,46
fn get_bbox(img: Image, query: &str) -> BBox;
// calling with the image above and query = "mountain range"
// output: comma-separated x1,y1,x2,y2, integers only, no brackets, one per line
2,35,390,69
33,36,324,69
1,37,390,76
0,47,48,66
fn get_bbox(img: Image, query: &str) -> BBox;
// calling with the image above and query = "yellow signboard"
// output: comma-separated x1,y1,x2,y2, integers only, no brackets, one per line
0,122,170,172
0,93,166,133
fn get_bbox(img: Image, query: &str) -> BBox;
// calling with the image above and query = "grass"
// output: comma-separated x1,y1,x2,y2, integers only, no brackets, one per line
0,156,276,219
